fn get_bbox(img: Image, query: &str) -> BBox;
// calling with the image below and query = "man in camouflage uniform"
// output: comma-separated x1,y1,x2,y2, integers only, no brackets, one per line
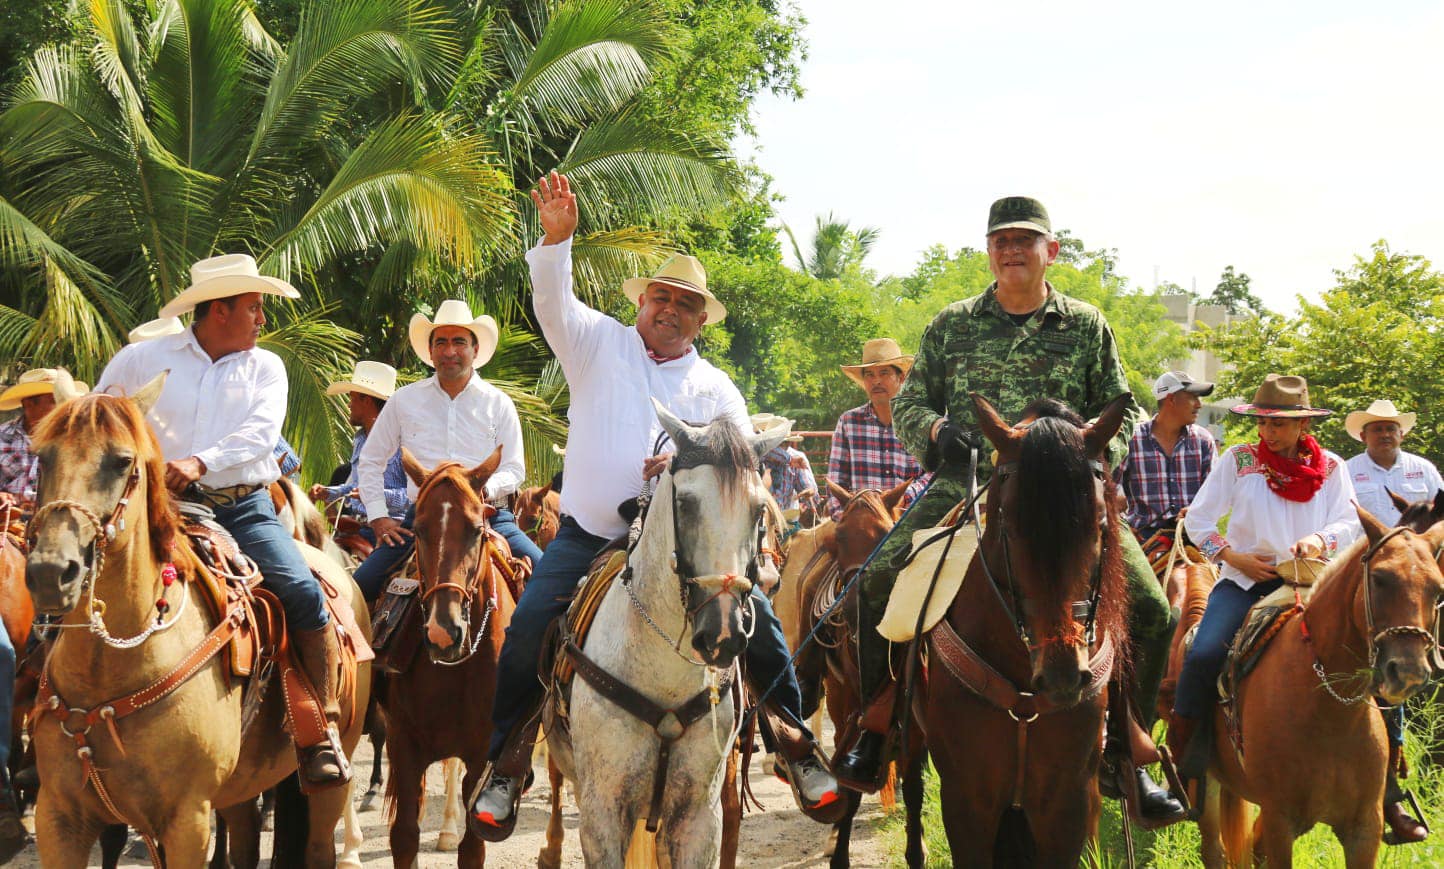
834,196,1184,822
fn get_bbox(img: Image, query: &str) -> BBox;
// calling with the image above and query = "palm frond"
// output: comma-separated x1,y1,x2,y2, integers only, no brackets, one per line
568,226,673,307
22,257,126,381
258,302,362,484
88,0,148,109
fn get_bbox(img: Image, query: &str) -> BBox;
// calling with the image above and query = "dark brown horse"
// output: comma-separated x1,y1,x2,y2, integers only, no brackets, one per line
788,478,923,868
383,447,517,868
922,393,1131,867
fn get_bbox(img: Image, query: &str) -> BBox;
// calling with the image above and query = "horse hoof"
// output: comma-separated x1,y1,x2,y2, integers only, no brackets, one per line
436,831,460,851
360,789,378,812
338,855,363,869
538,848,562,869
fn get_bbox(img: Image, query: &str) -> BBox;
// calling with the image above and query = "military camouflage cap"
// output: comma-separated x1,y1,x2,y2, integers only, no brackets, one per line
987,196,1051,235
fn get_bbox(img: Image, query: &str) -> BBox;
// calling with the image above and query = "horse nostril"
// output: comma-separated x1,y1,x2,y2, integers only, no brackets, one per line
61,559,82,588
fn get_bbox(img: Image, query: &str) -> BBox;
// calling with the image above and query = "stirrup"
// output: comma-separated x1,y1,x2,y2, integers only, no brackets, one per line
297,726,352,794
467,762,527,843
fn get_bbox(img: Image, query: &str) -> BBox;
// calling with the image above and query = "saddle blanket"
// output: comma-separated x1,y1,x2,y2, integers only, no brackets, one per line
879,505,979,643
1218,583,1313,704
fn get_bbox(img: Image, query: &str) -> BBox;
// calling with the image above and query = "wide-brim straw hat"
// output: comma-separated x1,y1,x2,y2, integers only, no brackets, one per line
0,368,87,411
1345,399,1416,441
1230,374,1331,419
841,338,915,390
751,412,802,444
408,299,499,369
128,316,185,344
326,360,398,400
621,254,727,324
158,254,300,318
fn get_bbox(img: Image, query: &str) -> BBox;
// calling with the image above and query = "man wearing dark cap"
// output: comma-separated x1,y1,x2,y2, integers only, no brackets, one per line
1117,371,1219,546
835,197,1185,823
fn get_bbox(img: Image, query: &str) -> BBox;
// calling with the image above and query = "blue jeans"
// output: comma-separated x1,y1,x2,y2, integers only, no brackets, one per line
1173,578,1282,719
213,489,328,632
0,617,12,771
354,507,543,603
488,516,814,759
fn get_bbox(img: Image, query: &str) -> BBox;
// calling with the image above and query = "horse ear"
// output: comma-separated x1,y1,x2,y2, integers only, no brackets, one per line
882,479,910,514
751,424,790,460
131,370,169,416
1356,500,1389,546
1387,488,1410,514
651,398,695,452
1082,393,1133,459
466,446,504,494
538,481,552,497
1433,489,1444,521
401,447,429,488
826,478,852,505
53,368,85,405
970,392,1020,455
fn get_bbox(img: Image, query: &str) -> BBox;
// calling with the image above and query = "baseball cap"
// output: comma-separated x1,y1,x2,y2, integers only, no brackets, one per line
987,196,1051,235
1153,371,1215,400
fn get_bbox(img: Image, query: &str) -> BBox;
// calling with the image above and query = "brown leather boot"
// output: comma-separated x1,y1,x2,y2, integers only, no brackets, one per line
294,625,351,791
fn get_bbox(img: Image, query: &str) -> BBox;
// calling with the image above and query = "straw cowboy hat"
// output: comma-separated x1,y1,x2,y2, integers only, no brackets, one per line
840,338,915,390
408,299,499,368
1345,399,1416,441
751,412,802,444
326,360,398,401
1230,374,1332,419
158,254,301,318
128,316,185,344
0,368,88,411
621,255,727,324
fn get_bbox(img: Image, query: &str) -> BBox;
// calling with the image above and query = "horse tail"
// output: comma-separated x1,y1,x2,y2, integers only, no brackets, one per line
269,775,309,869
1218,781,1250,866
878,761,898,812
993,805,1035,866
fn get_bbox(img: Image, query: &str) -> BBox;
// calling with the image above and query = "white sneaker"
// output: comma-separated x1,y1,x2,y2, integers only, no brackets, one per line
471,774,519,826
791,756,839,807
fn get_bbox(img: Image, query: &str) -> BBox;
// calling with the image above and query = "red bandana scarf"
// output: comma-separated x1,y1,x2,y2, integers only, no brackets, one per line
1255,434,1327,502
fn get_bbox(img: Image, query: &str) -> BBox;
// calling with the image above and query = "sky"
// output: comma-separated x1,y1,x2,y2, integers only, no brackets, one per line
741,1,1444,312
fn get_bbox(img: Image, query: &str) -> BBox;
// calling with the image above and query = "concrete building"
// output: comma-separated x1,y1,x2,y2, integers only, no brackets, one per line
1160,294,1249,440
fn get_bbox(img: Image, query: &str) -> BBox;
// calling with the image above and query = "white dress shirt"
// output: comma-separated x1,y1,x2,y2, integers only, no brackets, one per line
358,374,525,520
95,328,288,489
1185,443,1361,591
528,238,751,539
1347,450,1444,526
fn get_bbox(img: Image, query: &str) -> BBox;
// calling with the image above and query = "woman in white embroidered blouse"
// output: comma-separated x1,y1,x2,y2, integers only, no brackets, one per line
1170,376,1360,761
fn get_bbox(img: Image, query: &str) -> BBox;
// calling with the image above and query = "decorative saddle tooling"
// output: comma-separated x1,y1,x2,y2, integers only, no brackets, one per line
332,514,375,560
1215,577,1318,757
369,519,529,675
30,513,373,829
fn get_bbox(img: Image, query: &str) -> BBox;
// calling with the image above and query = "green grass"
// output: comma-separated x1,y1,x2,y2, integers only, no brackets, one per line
881,698,1444,867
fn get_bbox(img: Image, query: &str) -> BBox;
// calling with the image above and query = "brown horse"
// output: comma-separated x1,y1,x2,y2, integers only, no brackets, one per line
514,482,561,550
383,447,517,868
787,478,922,868
1182,510,1444,868
921,393,1131,867
22,381,370,867
0,511,33,777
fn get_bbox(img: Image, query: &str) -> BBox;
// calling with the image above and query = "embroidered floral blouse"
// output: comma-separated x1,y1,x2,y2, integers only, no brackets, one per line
1184,443,1362,591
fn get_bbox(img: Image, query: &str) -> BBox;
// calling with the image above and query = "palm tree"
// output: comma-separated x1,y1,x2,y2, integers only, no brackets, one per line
0,0,740,479
784,211,879,280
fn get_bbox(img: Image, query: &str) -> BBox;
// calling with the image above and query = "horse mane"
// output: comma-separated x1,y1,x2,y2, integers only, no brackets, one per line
1011,411,1127,648
673,416,756,498
1309,537,1369,598
32,393,182,565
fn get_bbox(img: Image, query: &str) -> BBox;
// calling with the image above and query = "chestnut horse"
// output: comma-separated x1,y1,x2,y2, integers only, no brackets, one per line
787,479,923,868
514,482,561,550
922,393,1131,867
23,381,370,867
1183,509,1444,868
382,447,518,868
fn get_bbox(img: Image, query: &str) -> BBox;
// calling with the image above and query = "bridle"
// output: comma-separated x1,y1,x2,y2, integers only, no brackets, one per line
1305,526,1444,704
413,467,499,666
835,489,895,583
972,458,1110,653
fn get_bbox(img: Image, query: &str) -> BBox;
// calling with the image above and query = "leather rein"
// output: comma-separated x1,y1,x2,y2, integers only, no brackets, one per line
413,464,508,666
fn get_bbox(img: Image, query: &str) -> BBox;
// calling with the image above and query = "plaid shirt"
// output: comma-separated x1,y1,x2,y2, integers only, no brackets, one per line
0,417,37,501
1115,418,1217,536
763,445,816,510
827,403,929,518
318,430,410,521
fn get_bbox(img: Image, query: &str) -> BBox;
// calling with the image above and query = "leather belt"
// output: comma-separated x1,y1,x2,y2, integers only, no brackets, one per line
184,483,264,510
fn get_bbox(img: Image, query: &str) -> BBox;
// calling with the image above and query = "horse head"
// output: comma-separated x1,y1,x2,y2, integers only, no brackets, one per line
403,446,503,665
652,401,788,667
514,482,559,549
1353,506,1444,705
1393,489,1444,533
25,373,176,616
825,478,907,579
972,391,1131,708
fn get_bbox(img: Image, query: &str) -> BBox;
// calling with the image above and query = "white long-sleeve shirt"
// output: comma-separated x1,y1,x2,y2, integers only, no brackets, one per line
528,238,751,539
358,374,525,520
1185,443,1361,591
95,328,286,489
1346,450,1444,526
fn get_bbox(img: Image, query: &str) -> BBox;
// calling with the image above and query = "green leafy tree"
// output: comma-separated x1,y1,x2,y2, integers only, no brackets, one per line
1204,264,1265,315
784,212,879,280
1205,241,1444,462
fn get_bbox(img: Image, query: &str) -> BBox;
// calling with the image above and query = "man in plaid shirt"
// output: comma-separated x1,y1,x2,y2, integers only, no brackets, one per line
1116,371,1218,543
827,338,929,518
0,368,74,511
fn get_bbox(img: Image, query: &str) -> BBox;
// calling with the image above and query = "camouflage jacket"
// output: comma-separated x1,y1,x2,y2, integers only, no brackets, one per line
892,283,1141,478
